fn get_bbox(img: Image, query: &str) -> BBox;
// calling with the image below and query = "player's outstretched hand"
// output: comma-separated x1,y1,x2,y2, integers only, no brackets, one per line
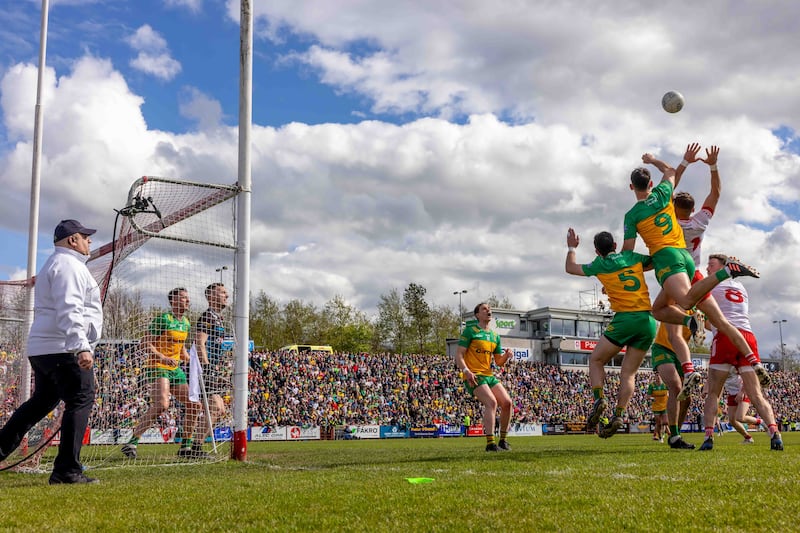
642,153,656,164
567,228,580,248
683,142,702,163
701,145,719,166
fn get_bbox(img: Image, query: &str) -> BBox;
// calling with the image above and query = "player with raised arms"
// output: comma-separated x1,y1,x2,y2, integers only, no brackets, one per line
565,228,655,439
622,152,764,400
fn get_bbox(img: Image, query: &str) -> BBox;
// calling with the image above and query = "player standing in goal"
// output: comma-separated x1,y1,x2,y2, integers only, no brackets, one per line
191,282,230,453
121,288,206,459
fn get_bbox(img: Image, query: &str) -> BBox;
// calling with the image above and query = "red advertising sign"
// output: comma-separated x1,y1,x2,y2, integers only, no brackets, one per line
466,424,485,436
575,340,625,353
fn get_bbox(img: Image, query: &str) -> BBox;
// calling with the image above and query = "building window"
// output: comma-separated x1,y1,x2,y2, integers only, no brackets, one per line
520,320,527,331
560,352,589,365
550,319,576,337
576,320,603,338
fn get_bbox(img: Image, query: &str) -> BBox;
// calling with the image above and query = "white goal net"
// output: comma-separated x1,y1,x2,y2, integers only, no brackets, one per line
1,176,241,472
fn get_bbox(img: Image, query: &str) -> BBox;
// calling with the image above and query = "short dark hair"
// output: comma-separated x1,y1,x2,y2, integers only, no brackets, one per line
593,231,615,257
205,282,224,299
630,167,651,191
673,191,695,211
168,287,186,303
473,302,489,317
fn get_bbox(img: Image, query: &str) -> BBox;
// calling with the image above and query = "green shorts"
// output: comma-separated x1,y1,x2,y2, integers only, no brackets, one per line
652,247,695,286
651,343,684,377
653,410,667,416
464,374,501,396
145,366,188,385
603,311,656,351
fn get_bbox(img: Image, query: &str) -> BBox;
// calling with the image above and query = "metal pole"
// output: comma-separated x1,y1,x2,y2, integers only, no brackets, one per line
231,0,253,461
774,319,787,369
20,0,50,403
453,289,467,334
216,265,228,283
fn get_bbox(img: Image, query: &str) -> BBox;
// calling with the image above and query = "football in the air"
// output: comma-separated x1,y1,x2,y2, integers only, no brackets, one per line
662,91,685,113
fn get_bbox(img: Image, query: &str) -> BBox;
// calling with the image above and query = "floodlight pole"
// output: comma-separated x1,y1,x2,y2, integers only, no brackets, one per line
215,265,228,283
773,319,787,370
454,289,467,334
231,0,253,461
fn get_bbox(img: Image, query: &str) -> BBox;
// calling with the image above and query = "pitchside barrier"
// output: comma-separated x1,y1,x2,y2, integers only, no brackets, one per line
46,421,724,446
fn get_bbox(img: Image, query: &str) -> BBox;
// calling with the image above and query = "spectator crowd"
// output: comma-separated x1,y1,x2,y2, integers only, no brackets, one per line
246,351,800,431
2,347,799,432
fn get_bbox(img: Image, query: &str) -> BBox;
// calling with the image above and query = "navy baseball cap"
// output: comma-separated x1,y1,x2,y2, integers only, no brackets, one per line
54,219,97,242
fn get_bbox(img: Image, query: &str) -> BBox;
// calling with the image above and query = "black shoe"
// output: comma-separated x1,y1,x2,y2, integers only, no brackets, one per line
498,440,511,451
668,436,696,449
771,434,784,451
177,447,211,459
485,443,500,452
754,364,771,387
687,315,699,337
121,443,138,458
599,416,624,439
726,257,759,278
698,438,714,451
587,397,608,430
49,472,99,485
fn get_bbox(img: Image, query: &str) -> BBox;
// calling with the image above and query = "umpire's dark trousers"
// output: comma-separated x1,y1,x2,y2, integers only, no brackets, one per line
0,354,94,475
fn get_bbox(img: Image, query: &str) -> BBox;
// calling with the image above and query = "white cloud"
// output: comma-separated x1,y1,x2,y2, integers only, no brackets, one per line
164,0,203,13
126,25,181,80
240,1,800,129
178,86,223,130
130,52,182,81
126,25,169,53
4,1,800,351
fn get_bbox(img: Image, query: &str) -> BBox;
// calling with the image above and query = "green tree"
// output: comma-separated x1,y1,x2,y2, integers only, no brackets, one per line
427,303,459,355
404,283,431,353
321,295,374,353
375,288,408,353
282,299,320,345
250,290,281,350
485,293,515,310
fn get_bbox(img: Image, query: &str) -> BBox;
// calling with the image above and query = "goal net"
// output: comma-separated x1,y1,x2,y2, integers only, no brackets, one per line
1,176,241,472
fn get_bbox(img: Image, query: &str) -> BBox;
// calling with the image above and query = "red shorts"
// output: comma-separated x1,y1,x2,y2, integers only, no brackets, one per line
710,329,760,366
691,269,712,302
726,393,751,407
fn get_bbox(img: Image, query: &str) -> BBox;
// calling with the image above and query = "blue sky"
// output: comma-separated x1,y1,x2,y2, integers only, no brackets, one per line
1,0,799,353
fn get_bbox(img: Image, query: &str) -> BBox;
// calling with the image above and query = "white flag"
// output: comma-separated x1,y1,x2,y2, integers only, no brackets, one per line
189,343,201,402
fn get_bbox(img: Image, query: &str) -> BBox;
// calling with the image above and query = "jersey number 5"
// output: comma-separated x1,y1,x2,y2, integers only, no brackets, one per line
618,269,641,291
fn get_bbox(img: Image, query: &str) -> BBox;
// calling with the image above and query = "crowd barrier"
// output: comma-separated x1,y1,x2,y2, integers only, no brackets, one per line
67,421,729,446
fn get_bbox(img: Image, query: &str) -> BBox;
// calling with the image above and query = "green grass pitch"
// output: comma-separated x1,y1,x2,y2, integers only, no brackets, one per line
3,432,798,532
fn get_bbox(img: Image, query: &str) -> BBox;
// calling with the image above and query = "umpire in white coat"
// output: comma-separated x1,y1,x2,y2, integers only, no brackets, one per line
0,219,103,484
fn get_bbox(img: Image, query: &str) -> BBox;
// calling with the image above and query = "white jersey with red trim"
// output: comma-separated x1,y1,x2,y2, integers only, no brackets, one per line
678,206,713,266
710,278,752,333
724,367,743,396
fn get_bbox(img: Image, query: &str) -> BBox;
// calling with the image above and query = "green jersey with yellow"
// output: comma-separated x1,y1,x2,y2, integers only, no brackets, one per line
581,251,652,312
147,312,190,369
458,321,502,377
623,180,685,255
647,382,669,412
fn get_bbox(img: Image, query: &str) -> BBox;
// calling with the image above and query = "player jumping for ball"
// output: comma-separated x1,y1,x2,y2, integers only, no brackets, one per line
565,228,656,439
622,153,762,400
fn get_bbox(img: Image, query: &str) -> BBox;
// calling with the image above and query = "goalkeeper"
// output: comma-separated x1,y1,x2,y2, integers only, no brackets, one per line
190,282,230,452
